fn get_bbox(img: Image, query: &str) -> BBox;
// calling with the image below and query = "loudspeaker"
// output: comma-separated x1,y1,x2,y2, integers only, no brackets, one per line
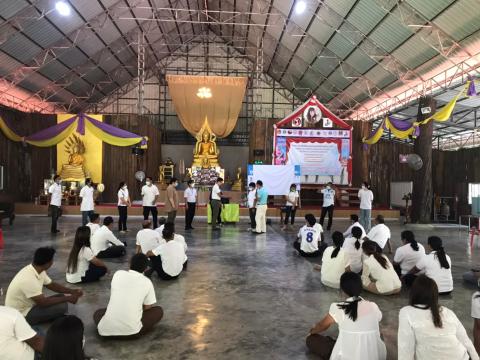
253,149,264,156
131,147,144,156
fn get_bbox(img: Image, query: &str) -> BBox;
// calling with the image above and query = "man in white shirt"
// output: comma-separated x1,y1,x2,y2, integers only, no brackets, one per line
94,254,163,338
141,176,159,228
79,178,94,226
211,177,224,230
293,214,325,257
366,215,392,254
358,181,374,232
319,182,336,230
136,220,165,255
86,213,101,235
91,216,126,258
343,214,367,239
184,180,197,230
48,175,62,234
154,217,167,236
247,182,257,231
5,247,83,325
0,305,44,360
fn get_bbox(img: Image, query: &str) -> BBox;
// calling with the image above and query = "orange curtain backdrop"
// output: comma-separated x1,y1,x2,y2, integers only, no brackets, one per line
166,75,248,138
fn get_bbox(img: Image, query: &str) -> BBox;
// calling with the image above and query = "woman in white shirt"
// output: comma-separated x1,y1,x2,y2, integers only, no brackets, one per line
393,230,425,287
282,183,300,230
358,181,374,232
342,226,364,273
398,275,479,360
306,272,387,360
66,226,107,284
79,178,95,226
319,231,348,289
117,181,131,234
361,240,401,295
408,236,453,295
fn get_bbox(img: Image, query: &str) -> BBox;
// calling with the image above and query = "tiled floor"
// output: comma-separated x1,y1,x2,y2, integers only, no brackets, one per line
0,215,478,360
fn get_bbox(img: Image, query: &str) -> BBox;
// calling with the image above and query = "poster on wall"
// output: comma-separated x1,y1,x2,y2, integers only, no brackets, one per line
247,164,301,195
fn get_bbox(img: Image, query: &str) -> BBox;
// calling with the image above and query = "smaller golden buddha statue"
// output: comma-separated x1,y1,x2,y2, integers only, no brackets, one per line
60,134,86,180
193,119,219,168
232,166,243,191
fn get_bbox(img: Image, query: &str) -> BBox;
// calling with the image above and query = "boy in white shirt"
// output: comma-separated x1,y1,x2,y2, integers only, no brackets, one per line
141,177,159,228
366,215,392,254
319,182,335,230
136,220,165,255
184,180,197,230
293,214,325,257
343,214,366,239
247,182,257,231
283,184,300,230
91,217,126,258
86,213,101,236
94,254,163,338
79,178,95,226
48,175,62,234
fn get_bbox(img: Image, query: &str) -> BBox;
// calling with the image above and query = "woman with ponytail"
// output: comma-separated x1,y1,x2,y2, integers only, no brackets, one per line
319,231,349,289
342,226,364,273
361,240,401,295
398,275,478,360
393,230,425,287
408,236,453,294
306,272,386,360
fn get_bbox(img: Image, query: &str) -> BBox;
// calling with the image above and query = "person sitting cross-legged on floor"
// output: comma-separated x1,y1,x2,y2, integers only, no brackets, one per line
318,231,349,289
154,217,167,236
66,226,108,284
342,226,365,274
86,213,101,236
94,253,163,339
136,220,165,255
146,223,187,280
343,214,366,239
366,215,392,254
293,214,326,258
91,216,126,259
0,305,44,360
393,230,425,288
5,247,83,325
361,240,401,295
306,272,387,360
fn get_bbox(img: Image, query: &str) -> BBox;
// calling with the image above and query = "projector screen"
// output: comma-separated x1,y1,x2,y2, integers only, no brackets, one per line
247,165,301,196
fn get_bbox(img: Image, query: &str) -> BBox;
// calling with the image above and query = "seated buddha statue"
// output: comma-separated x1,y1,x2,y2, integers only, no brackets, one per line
193,121,219,168
60,134,86,180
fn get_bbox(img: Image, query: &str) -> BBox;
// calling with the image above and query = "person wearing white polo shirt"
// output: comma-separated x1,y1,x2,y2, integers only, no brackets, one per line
94,254,163,338
79,178,95,226
117,181,131,233
366,215,392,254
358,181,374,232
5,247,83,325
184,180,197,230
86,213,101,235
211,177,224,230
136,220,165,255
0,305,44,360
141,177,159,228
154,217,167,236
293,214,325,257
343,214,366,239
146,223,187,280
48,175,62,234
91,217,126,258
320,182,336,231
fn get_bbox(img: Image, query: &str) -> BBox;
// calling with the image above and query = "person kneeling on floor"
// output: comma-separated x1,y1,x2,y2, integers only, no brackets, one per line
146,223,187,280
94,253,163,339
293,214,326,258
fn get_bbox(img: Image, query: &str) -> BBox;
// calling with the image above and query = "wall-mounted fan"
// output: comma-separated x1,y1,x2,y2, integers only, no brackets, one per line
135,171,145,182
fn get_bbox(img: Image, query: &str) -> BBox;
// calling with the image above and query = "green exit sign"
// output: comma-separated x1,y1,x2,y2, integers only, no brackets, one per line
254,160,263,164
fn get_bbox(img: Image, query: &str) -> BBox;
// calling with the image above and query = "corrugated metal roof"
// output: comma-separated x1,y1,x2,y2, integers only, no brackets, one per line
0,0,28,20
325,0,357,18
0,33,42,63
405,0,454,20
433,0,480,41
393,33,438,69
368,13,412,53
346,0,387,35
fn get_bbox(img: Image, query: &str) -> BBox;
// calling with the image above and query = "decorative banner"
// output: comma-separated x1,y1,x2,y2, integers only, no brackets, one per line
247,164,301,195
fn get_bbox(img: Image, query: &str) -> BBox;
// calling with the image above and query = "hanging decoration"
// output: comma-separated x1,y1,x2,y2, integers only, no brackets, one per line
0,113,148,148
363,80,476,145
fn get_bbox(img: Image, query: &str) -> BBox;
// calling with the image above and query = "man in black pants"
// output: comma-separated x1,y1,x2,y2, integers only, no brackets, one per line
141,177,159,228
319,182,336,231
210,177,224,230
91,217,126,258
184,180,197,230
48,175,63,234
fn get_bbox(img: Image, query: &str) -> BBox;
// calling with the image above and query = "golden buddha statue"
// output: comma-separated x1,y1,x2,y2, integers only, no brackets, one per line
60,134,86,180
193,119,219,168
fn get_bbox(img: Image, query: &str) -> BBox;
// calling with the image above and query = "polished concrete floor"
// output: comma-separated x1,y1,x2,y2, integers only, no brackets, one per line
0,215,479,360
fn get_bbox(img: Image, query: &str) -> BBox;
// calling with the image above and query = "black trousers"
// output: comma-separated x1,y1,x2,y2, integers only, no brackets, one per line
293,241,325,258
319,205,334,230
50,205,60,232
149,256,187,280
143,206,158,228
185,202,196,228
118,206,128,231
249,208,256,229
97,245,126,259
81,263,107,283
211,200,222,227
284,206,297,225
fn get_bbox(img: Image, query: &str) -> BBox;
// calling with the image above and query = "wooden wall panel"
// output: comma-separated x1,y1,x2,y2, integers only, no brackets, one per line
102,114,162,203
249,119,275,164
0,107,56,202
348,120,371,187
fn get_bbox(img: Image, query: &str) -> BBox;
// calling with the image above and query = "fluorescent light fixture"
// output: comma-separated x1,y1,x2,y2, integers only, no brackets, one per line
295,1,307,14
55,1,71,16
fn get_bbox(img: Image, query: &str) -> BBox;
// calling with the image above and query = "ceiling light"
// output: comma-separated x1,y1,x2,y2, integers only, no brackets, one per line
196,87,212,99
295,1,307,15
55,1,71,16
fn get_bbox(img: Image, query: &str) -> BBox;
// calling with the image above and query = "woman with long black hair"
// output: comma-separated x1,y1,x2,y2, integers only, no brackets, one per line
306,272,386,360
398,275,478,360
407,236,453,294
42,315,96,360
393,230,425,287
342,226,364,273
361,240,401,295
66,226,107,284
319,231,348,289
117,181,131,233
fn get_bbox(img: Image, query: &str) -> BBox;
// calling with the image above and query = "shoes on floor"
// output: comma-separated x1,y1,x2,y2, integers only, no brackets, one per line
119,230,126,234
51,230,60,234
212,227,220,231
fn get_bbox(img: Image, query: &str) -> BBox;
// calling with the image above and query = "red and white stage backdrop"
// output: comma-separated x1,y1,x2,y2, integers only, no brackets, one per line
273,96,352,185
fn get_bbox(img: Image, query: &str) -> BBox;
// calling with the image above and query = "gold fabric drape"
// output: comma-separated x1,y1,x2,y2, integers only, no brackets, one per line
166,75,248,138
